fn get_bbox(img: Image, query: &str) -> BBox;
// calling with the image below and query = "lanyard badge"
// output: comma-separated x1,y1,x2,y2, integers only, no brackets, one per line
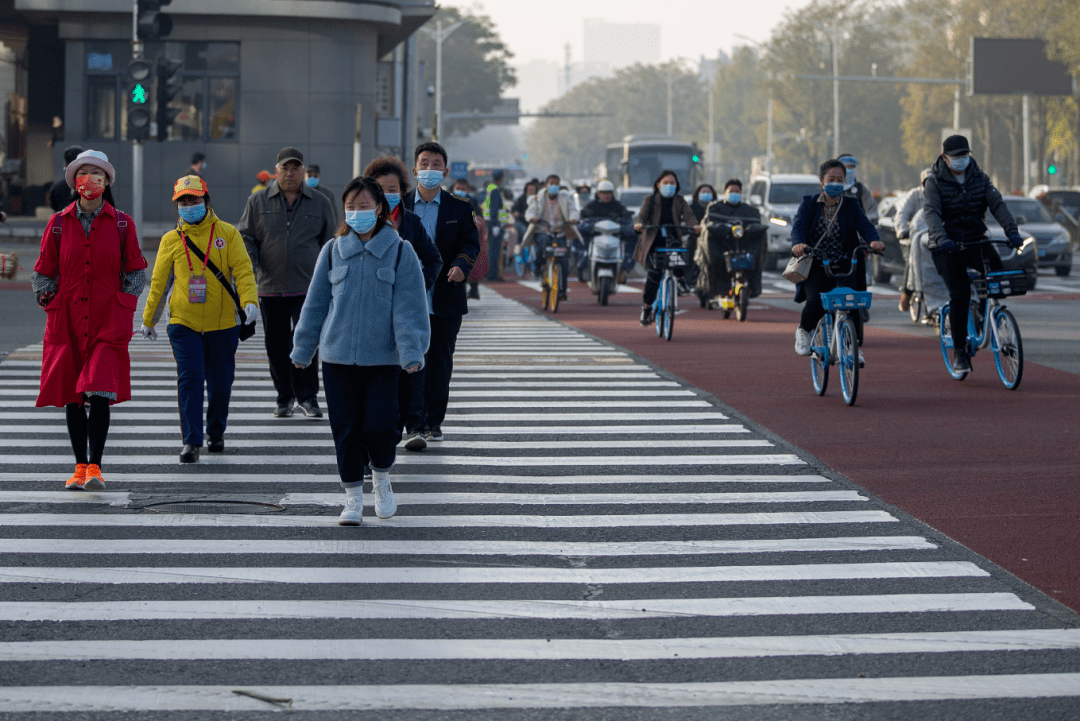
180,222,217,305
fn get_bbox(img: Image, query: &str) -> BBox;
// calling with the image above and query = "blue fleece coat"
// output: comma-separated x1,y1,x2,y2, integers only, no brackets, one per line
290,224,430,370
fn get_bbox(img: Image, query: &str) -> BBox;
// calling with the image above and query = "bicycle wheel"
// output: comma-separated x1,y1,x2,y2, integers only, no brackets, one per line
663,276,676,341
838,317,860,405
515,254,526,278
810,317,829,396
541,260,550,310
734,286,749,322
909,292,922,323
938,303,967,381
991,308,1023,390
549,261,560,313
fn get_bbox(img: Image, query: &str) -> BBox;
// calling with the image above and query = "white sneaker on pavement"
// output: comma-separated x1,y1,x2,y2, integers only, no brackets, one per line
338,494,362,526
858,350,865,368
795,327,811,356
372,470,397,519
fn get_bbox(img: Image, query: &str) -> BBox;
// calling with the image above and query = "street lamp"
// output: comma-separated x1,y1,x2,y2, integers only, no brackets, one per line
734,34,774,173
418,17,475,142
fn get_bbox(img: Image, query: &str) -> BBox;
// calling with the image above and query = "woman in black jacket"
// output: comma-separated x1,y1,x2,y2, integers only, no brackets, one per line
690,184,717,222
632,170,700,326
790,159,884,358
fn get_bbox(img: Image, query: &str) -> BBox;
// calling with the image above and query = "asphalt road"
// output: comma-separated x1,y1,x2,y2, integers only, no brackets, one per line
0,291,1079,718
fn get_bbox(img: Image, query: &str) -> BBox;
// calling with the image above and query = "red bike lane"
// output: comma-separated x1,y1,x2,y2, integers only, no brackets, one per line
488,279,1080,613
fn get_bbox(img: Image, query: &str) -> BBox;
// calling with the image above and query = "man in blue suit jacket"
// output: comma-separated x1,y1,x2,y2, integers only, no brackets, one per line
402,142,480,441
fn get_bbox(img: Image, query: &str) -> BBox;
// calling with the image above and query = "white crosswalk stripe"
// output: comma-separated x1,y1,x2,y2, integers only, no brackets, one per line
0,291,1075,717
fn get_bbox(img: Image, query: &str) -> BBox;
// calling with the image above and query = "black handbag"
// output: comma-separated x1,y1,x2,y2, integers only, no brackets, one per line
182,233,256,341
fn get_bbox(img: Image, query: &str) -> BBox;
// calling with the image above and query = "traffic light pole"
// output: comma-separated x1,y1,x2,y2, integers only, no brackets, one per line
131,0,144,239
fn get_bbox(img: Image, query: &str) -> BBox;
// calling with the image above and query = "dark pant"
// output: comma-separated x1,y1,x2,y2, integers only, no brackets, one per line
425,313,463,429
322,362,400,488
397,366,427,433
932,244,1003,352
798,261,862,334
642,244,684,306
486,226,503,281
167,323,239,446
65,396,110,467
260,295,319,405
533,234,569,293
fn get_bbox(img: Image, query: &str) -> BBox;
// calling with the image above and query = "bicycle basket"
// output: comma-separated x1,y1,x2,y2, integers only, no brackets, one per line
724,251,755,273
656,249,687,269
986,269,1027,298
819,287,873,311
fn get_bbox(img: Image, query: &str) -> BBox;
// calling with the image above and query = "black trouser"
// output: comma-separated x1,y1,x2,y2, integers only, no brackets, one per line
798,260,862,335
424,313,463,429
65,396,110,467
397,366,427,434
932,244,1003,353
260,295,319,406
533,234,569,293
322,362,400,488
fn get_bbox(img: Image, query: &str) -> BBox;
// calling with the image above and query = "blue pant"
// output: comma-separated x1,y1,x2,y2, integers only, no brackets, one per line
322,362,400,488
167,324,239,446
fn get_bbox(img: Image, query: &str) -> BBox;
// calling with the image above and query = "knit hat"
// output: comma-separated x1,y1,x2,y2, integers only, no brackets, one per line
65,150,115,189
942,135,971,156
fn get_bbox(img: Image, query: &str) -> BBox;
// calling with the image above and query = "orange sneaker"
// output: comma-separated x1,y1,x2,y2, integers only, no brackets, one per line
65,464,88,490
83,464,106,491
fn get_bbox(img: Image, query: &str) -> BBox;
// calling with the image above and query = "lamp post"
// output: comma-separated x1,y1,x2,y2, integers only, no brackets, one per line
419,17,474,142
734,34,774,173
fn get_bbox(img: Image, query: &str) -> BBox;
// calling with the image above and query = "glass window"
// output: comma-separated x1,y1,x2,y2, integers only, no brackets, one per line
1003,197,1053,223
165,78,204,142
208,78,237,140
86,76,118,139
769,183,821,204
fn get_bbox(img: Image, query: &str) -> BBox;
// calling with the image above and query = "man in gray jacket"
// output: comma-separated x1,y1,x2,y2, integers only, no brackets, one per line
238,147,337,418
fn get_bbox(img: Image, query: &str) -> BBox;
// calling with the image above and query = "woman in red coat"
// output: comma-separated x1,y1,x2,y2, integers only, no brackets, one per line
31,150,147,490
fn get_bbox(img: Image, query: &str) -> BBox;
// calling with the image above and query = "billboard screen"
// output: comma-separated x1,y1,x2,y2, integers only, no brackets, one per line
969,38,1073,95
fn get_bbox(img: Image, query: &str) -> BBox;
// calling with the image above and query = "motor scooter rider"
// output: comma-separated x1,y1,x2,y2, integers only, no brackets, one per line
521,173,580,300
697,179,765,300
579,180,634,282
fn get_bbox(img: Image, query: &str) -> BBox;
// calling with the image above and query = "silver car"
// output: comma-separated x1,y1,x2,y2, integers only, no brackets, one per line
1002,196,1072,277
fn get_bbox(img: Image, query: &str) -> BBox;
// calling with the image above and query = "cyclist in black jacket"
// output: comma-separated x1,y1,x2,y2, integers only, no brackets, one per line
923,134,1022,373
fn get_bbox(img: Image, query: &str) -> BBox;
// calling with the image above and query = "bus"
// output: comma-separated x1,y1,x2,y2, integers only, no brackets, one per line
603,135,704,190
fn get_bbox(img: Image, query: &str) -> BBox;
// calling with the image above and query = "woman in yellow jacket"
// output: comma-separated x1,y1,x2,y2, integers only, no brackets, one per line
141,176,258,462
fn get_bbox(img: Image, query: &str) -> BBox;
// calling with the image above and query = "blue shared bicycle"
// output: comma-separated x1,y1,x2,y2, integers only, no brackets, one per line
643,224,694,341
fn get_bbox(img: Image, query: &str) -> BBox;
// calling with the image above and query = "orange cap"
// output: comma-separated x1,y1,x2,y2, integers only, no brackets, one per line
173,175,209,200
257,170,272,183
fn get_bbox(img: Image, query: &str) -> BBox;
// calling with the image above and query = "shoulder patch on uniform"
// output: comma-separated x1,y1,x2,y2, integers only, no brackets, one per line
214,237,227,250
449,193,470,202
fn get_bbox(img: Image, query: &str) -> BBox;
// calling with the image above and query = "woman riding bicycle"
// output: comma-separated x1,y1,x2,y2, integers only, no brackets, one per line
923,134,1022,373
791,159,884,358
633,170,699,326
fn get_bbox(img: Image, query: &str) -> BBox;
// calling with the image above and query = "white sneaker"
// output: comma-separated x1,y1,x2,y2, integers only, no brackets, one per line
372,473,397,519
858,351,865,368
338,494,362,526
794,327,811,356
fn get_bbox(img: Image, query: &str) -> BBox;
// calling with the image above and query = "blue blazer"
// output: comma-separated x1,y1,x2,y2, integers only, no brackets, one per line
789,194,879,303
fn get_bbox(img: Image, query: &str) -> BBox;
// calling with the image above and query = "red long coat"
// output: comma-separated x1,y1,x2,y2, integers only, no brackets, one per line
33,202,147,407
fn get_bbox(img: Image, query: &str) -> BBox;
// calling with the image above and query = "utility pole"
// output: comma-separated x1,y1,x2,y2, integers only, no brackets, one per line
666,68,673,137
1022,94,1032,194
564,43,572,96
130,0,143,234
831,28,840,158
707,84,715,183
419,17,473,142
734,35,774,173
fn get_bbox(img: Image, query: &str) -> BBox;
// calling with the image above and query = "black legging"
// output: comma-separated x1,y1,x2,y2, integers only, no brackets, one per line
65,396,110,467
798,260,863,336
932,244,1003,353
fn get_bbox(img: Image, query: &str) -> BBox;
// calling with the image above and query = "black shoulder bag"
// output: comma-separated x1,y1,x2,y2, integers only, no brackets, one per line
181,231,256,341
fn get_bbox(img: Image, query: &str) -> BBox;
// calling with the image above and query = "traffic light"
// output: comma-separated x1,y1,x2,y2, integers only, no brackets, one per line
136,0,173,41
155,57,183,141
1048,164,1058,176
126,59,152,141
692,154,701,163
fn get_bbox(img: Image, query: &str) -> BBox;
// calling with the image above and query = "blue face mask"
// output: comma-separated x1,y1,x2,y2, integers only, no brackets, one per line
659,184,677,198
305,176,319,188
384,192,400,211
345,209,378,235
726,192,741,205
546,185,560,197
948,155,970,172
453,189,469,198
698,193,713,203
823,183,845,198
417,169,444,190
178,202,207,224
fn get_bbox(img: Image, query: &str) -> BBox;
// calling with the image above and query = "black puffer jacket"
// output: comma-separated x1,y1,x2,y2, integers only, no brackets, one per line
923,155,1018,251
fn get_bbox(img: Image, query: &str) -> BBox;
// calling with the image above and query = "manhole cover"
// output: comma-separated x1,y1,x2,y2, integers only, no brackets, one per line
145,501,284,515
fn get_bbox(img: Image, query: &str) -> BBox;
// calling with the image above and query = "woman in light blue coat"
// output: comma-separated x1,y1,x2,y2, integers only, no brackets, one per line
291,176,430,526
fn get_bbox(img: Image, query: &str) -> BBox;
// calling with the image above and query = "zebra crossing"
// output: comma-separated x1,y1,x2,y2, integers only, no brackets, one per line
0,290,1078,717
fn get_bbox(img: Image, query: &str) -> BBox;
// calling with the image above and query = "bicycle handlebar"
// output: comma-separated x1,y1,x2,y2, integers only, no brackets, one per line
803,245,882,279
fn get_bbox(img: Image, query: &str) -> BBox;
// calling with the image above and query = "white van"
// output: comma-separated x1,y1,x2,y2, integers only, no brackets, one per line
747,174,822,270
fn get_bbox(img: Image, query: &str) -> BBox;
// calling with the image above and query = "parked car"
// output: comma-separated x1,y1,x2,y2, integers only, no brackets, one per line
747,174,822,270
616,186,652,222
985,214,1038,289
871,193,907,284
1002,196,1072,276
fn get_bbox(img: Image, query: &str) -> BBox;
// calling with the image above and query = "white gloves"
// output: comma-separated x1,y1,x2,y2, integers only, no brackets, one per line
139,325,158,341
244,303,259,326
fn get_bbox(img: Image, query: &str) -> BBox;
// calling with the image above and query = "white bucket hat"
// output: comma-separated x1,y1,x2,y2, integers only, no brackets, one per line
65,150,116,189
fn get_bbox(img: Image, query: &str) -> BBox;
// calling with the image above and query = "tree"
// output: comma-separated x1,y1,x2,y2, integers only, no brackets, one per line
415,7,516,139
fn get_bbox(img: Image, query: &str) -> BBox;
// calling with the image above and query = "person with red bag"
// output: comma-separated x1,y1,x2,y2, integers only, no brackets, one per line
31,150,148,490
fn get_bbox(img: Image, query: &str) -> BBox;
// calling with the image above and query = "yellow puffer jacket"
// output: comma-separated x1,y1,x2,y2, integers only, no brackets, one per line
143,212,258,333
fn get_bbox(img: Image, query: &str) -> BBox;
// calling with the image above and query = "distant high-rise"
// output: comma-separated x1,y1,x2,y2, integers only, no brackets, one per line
582,17,661,78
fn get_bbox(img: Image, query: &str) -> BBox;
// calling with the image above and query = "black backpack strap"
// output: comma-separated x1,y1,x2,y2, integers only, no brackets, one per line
182,232,244,316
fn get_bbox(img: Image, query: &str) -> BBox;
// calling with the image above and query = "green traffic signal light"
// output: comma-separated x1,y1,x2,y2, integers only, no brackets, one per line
132,83,147,104
1048,164,1057,175
692,155,701,163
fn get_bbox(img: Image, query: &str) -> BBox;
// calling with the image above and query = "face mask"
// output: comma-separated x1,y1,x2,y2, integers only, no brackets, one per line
75,175,106,200
725,192,740,205
659,184,676,198
305,177,319,188
453,189,469,198
823,183,844,198
698,193,713,203
948,155,970,172
417,169,444,190
384,192,400,211
345,209,378,235
546,185,560,197
178,202,207,224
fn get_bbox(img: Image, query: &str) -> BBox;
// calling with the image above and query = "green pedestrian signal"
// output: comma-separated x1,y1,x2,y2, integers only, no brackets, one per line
692,154,701,163
1048,164,1057,175
132,83,148,104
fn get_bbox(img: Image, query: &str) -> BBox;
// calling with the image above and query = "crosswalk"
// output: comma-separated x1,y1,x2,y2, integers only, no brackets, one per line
1,290,1078,717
